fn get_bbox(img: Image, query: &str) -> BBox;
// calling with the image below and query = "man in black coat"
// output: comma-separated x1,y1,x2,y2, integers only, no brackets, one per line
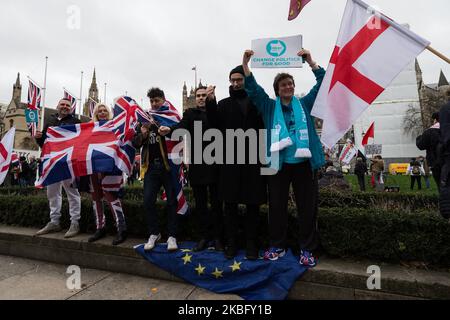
439,92,450,220
205,66,267,260
354,157,367,192
416,112,441,191
35,98,82,238
160,86,224,252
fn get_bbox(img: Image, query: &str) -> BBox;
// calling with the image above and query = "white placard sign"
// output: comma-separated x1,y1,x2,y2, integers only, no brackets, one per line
251,35,303,69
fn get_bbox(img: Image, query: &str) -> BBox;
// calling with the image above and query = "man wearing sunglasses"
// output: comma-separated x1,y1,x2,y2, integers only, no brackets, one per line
35,98,82,238
205,66,267,260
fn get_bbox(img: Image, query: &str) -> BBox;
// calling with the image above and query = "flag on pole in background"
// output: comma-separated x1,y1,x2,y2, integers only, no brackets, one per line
288,0,312,21
63,89,78,115
311,0,430,148
0,128,16,185
88,98,97,118
27,79,42,137
362,122,375,146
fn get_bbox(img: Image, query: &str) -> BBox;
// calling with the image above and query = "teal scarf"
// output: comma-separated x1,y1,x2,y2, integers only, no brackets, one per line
270,96,311,158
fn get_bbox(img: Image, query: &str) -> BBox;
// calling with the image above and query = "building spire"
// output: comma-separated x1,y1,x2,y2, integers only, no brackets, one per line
15,73,21,86
438,70,449,87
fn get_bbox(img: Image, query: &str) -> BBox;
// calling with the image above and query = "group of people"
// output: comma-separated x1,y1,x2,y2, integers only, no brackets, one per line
3,156,39,187
32,49,325,267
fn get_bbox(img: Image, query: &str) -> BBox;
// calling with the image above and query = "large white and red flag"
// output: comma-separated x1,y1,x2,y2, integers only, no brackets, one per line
311,0,430,148
0,128,16,185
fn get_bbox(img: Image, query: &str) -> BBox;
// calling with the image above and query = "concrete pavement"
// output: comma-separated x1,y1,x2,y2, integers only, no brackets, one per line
0,255,240,300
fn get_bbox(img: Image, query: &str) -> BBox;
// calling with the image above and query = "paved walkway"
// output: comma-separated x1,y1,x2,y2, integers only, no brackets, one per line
0,255,240,300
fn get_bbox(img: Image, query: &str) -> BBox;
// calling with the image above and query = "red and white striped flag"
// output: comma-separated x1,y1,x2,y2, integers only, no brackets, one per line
0,128,16,185
311,0,430,148
63,89,78,115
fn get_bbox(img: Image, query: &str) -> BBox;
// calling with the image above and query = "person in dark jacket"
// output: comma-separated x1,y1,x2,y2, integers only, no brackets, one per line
159,86,224,252
204,66,267,260
35,98,82,238
416,112,441,191
354,157,367,191
439,93,450,220
133,88,179,252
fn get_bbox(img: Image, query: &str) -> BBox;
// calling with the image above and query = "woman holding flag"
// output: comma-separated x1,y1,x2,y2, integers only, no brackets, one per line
86,103,127,245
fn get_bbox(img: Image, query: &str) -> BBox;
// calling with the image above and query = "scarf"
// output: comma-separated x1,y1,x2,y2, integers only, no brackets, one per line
270,96,311,158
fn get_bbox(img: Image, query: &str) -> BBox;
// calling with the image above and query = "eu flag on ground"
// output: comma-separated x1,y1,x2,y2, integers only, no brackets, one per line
135,242,307,300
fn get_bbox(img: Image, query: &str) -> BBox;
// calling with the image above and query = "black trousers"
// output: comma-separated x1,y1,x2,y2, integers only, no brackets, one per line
357,174,366,191
432,166,441,192
224,203,259,247
143,162,178,237
410,175,422,190
268,161,319,251
192,184,223,241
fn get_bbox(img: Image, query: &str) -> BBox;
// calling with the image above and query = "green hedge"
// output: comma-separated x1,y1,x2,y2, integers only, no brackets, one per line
0,186,439,211
0,195,448,266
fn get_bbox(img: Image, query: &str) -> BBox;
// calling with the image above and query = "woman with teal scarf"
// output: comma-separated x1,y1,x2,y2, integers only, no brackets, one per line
242,49,325,267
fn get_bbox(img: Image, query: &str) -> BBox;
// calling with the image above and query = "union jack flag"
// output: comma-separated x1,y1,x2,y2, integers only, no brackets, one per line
35,121,135,188
28,80,41,110
27,80,42,137
149,101,188,215
64,89,78,115
113,96,152,142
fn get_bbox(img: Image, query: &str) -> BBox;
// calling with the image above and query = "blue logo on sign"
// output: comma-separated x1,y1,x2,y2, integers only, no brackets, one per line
266,40,287,57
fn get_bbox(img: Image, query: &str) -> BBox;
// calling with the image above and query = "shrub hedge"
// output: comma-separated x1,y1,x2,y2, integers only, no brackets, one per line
0,194,448,266
0,186,439,211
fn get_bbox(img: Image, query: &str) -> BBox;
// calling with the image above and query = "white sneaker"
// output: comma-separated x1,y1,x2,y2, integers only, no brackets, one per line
144,234,161,251
167,236,178,252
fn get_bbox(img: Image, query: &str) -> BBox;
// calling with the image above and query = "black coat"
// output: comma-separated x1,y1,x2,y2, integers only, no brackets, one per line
36,114,81,147
354,162,367,176
441,101,450,157
416,126,441,168
206,87,267,205
170,107,218,186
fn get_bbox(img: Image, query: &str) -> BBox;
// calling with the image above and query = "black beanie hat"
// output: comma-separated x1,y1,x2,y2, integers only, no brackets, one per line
229,65,245,79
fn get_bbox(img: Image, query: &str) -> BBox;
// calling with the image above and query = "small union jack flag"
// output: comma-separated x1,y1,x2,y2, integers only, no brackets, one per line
113,96,152,142
88,98,97,118
64,89,78,115
27,80,42,137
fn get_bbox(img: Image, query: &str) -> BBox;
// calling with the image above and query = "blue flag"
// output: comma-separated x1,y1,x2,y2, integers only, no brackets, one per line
135,242,307,300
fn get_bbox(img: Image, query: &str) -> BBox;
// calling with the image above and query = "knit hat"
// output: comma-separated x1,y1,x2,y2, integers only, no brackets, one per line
229,65,245,79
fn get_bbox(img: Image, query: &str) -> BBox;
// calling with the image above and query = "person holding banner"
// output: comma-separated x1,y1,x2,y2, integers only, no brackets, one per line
35,98,82,238
242,49,325,267
85,103,127,245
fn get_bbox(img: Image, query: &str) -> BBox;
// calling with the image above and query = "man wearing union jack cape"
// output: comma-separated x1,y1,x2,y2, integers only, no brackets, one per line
34,98,82,238
132,88,181,252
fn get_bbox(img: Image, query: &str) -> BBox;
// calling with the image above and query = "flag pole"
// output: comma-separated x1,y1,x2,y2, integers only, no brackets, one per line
426,46,450,64
79,71,84,119
41,56,48,131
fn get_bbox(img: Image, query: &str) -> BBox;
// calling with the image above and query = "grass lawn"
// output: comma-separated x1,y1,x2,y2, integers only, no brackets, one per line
344,174,439,195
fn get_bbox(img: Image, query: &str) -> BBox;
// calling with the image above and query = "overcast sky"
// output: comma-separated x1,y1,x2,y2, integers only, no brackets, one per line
1,0,449,114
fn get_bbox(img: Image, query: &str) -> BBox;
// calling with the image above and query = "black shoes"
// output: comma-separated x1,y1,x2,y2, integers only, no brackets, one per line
245,241,259,260
112,230,127,246
225,243,237,260
214,239,224,252
193,239,209,252
88,228,107,243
